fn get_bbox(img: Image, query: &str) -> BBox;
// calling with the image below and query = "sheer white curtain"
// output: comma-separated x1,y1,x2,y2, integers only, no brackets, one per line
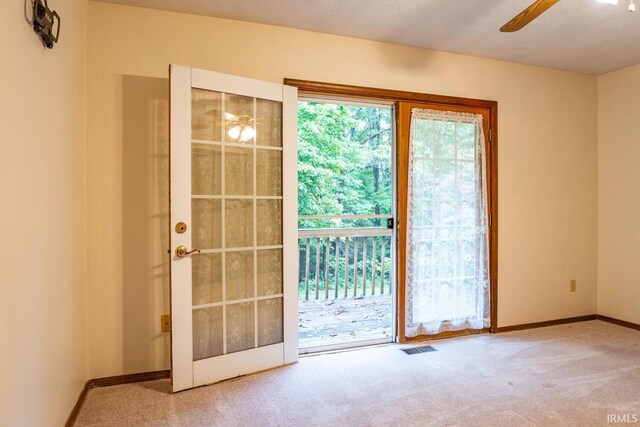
405,108,490,337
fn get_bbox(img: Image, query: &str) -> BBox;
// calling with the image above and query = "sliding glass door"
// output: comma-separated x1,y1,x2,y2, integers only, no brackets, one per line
296,97,396,352
398,102,494,342
285,77,497,345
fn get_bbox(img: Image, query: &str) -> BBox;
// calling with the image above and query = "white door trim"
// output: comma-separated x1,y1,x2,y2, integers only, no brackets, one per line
193,344,283,387
192,68,283,102
170,64,194,392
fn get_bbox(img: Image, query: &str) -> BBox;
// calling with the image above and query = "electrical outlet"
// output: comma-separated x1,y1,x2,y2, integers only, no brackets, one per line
161,314,171,333
570,279,577,292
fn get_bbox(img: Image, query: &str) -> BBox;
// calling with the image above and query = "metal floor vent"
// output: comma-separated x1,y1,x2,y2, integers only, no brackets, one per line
402,345,436,355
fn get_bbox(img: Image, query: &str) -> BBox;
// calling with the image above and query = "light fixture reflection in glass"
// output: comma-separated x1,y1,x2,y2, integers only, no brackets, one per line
240,126,255,142
227,124,255,143
228,125,242,140
224,112,239,122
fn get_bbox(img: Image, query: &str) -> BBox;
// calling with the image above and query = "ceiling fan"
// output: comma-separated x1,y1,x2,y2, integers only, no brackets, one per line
500,0,635,32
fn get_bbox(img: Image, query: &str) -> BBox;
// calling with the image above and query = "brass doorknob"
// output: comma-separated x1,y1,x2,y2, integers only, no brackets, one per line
175,245,200,258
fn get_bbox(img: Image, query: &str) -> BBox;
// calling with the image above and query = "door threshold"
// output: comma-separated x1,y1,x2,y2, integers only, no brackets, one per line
299,337,393,357
401,328,488,343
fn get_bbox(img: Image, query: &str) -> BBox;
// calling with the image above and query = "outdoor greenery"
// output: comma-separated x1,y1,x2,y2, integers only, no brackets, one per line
297,101,393,298
297,101,392,229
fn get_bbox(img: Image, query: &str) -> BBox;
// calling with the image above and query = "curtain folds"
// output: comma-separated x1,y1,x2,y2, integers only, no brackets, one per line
405,108,490,337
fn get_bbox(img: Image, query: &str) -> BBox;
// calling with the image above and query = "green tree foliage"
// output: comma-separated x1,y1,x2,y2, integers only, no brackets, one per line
297,101,392,229
297,101,394,298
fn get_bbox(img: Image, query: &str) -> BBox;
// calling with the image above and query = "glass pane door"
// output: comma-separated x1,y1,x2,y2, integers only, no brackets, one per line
171,65,297,392
190,88,284,360
295,98,396,352
397,102,493,342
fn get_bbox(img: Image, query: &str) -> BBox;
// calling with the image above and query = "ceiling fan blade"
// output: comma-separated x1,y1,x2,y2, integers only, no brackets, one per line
500,0,560,32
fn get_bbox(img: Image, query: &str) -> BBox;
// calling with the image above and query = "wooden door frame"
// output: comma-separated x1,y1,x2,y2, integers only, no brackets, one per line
283,79,498,342
397,102,495,342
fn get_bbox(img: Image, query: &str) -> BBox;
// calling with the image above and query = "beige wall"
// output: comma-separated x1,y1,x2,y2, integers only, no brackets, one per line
87,2,599,378
0,0,87,425
597,64,640,325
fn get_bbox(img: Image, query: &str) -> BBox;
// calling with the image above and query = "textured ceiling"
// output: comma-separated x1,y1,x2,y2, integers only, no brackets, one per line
96,0,640,74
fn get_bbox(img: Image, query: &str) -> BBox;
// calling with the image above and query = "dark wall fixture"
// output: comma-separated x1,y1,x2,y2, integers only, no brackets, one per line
24,0,60,49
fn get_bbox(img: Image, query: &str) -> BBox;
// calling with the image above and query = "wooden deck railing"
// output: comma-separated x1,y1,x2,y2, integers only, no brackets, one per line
298,228,393,301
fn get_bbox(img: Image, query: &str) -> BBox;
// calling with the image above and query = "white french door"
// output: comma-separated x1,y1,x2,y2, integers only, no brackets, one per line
169,65,298,392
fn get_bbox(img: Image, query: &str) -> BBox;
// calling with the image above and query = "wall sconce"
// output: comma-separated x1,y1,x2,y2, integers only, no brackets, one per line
24,0,60,49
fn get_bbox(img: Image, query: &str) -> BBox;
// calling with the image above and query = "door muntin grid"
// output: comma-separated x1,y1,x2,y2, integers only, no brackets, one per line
191,88,284,360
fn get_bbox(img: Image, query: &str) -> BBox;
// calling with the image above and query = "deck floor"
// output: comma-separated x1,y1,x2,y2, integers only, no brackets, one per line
298,294,393,349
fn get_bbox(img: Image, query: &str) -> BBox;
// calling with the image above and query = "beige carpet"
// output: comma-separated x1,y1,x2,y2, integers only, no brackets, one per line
76,321,640,426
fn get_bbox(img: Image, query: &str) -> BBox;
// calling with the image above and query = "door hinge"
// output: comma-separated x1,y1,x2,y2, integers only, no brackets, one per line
161,314,171,333
489,128,492,143
488,214,492,227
